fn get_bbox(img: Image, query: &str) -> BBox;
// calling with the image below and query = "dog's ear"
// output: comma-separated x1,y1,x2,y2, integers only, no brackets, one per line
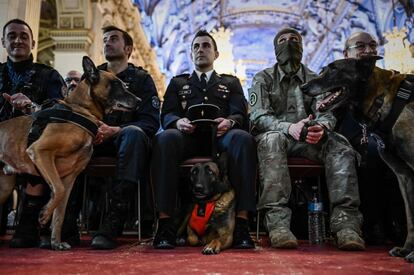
82,56,100,85
216,152,228,179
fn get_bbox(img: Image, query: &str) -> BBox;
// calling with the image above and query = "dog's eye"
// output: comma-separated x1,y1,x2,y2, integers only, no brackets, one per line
191,168,198,175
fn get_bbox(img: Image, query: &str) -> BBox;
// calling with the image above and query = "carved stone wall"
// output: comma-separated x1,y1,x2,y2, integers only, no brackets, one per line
0,0,165,94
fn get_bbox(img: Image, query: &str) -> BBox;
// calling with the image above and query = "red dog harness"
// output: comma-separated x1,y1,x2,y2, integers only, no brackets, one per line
189,202,215,236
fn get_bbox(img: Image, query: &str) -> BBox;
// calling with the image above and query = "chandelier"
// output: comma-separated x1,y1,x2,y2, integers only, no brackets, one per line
384,27,414,73
210,0,246,83
383,0,414,74
211,26,235,75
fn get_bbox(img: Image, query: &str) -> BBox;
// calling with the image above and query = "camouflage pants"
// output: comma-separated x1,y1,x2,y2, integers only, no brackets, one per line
256,131,363,234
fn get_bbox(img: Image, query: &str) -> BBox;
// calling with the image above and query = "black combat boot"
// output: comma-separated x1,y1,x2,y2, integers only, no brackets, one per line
10,194,49,248
153,217,176,249
90,181,132,250
233,217,255,249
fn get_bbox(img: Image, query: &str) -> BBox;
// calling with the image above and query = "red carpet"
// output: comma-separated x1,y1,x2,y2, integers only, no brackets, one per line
1,236,414,275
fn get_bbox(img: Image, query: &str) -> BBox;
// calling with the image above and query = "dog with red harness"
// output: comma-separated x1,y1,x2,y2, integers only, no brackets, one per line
186,153,236,254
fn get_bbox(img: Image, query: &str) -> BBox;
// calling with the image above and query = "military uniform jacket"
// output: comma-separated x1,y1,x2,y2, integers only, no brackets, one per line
161,71,248,129
248,63,336,135
0,57,64,121
98,63,160,138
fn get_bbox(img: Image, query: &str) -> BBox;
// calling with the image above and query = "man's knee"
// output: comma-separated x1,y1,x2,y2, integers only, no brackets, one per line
257,131,288,155
153,128,182,149
119,125,147,143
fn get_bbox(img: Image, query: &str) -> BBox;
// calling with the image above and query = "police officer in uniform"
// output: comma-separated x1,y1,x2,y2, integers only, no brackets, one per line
151,30,257,249
90,26,159,249
249,28,364,250
0,19,64,248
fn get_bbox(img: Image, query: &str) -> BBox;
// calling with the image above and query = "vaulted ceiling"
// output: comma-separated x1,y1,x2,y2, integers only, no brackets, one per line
134,0,413,89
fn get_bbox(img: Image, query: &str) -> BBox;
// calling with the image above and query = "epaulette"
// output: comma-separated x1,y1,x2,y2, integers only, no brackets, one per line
129,63,148,73
173,73,191,79
219,73,237,78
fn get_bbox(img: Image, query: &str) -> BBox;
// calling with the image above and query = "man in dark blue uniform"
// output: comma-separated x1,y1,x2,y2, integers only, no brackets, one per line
0,18,64,248
152,30,257,249
90,25,159,249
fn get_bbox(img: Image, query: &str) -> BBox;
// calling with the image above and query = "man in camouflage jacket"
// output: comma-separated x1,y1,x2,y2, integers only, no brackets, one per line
249,28,364,251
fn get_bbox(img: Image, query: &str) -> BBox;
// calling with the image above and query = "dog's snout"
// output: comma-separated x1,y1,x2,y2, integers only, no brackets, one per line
194,183,204,193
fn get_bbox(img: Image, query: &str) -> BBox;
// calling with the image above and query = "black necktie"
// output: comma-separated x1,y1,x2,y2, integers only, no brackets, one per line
200,73,207,89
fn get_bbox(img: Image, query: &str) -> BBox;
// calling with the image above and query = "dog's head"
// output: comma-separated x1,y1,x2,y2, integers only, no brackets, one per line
189,153,231,202
301,56,381,113
66,56,140,120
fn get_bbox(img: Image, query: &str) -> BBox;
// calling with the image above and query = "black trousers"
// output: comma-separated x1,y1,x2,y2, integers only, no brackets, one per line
94,125,150,185
151,128,257,216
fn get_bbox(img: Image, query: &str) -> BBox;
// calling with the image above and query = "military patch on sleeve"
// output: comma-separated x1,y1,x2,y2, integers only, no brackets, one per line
249,92,258,106
152,96,160,109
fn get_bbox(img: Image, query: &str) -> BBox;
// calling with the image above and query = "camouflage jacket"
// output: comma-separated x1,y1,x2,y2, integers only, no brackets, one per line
248,63,336,135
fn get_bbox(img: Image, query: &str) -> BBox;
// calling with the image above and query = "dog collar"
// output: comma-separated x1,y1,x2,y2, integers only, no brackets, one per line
189,202,215,236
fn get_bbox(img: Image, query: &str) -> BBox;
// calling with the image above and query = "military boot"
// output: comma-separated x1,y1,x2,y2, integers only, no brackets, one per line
61,206,80,246
269,227,298,249
336,228,365,251
90,181,132,250
10,194,49,248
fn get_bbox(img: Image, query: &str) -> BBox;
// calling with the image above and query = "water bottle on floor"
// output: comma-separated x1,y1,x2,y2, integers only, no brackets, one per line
308,185,325,244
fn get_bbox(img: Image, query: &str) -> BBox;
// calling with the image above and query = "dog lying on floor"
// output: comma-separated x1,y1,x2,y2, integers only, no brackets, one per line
301,56,414,262
185,153,236,254
0,56,139,250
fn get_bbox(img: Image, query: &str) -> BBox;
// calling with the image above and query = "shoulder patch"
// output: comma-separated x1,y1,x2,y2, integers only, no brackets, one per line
249,92,258,106
151,95,160,109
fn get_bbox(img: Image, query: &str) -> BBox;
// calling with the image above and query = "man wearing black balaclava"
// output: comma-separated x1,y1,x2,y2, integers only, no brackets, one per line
248,28,365,251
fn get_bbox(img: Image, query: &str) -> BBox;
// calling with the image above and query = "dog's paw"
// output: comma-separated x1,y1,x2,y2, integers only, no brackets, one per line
52,242,71,251
202,240,221,255
38,209,52,225
405,251,414,263
389,247,411,257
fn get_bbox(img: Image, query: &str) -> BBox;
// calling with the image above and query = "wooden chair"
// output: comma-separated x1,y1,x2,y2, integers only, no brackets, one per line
82,156,144,241
256,157,324,240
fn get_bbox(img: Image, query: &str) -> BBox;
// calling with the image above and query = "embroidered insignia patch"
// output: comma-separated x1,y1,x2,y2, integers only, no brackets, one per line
152,96,160,109
249,92,258,106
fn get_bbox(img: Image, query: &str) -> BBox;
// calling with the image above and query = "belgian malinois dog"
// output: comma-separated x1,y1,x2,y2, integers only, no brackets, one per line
186,153,236,254
301,56,414,262
0,56,139,250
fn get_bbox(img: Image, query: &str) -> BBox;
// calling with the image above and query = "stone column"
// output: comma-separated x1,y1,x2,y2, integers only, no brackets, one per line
50,29,93,76
0,0,41,62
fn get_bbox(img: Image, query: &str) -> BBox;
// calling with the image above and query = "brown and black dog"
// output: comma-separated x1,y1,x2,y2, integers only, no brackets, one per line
301,56,414,262
186,153,236,254
0,56,139,250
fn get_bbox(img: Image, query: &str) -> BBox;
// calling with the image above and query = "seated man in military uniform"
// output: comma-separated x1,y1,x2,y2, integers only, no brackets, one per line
90,25,160,250
151,30,257,249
